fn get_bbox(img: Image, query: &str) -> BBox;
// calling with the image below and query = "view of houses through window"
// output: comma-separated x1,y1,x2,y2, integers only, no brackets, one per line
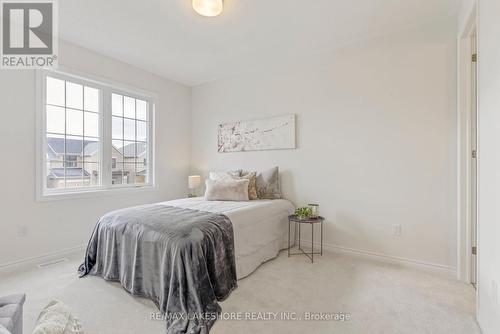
46,76,101,189
111,93,148,185
44,74,151,192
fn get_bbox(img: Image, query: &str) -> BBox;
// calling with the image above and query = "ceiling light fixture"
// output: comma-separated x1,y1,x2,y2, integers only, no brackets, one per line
192,0,223,17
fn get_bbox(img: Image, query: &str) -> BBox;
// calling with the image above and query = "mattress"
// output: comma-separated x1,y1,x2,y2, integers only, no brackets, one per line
161,197,296,279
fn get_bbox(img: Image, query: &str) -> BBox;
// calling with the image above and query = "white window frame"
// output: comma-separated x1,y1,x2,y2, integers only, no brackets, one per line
36,67,157,201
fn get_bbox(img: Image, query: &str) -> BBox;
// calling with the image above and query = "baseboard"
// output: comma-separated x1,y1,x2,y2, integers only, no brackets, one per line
0,244,86,270
1,241,456,278
310,241,457,278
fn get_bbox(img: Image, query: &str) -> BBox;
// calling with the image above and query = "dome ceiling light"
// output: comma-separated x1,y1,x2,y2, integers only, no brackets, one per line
192,0,223,17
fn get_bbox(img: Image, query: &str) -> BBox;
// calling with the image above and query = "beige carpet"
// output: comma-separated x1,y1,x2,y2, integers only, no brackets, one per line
0,250,480,334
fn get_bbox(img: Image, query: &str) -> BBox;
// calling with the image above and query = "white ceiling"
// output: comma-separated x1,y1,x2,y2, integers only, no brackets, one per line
59,0,460,86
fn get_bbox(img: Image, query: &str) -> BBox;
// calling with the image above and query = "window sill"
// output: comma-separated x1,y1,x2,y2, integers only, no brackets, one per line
36,184,158,202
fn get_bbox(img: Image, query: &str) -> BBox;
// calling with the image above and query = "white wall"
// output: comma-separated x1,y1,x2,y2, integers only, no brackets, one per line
0,41,191,266
477,0,500,332
191,20,458,272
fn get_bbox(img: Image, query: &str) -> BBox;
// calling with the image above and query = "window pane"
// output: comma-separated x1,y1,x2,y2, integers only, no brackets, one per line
84,112,99,138
137,121,147,142
46,134,64,160
46,134,64,189
134,142,147,161
84,86,99,112
112,94,123,117
84,140,100,162
65,167,84,188
64,155,78,168
124,96,135,118
123,163,136,184
84,163,99,187
66,108,83,136
122,141,136,161
136,143,148,185
112,164,123,185
64,135,84,189
65,136,84,164
66,82,83,110
46,105,65,134
135,163,147,185
112,116,123,140
46,161,63,189
112,140,124,162
123,118,135,141
136,99,147,121
46,77,65,106
138,143,148,184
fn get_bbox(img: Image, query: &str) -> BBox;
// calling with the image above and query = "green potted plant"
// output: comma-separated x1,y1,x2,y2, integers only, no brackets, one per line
294,207,313,220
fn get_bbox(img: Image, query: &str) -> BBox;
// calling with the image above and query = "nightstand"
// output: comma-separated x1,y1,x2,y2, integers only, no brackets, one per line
288,215,324,263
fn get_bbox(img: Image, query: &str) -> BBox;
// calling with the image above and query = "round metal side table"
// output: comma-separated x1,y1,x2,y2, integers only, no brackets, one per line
288,215,324,263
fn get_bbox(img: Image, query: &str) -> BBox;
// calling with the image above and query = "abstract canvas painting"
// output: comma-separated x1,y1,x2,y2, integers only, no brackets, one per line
218,114,296,153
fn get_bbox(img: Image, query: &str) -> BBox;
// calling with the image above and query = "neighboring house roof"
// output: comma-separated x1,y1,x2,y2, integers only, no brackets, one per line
48,168,90,179
47,137,146,158
84,142,99,156
122,142,147,158
46,142,58,160
47,137,93,155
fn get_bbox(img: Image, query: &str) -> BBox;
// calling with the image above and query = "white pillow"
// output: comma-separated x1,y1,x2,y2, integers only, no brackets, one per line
32,300,84,334
209,170,241,181
204,179,250,201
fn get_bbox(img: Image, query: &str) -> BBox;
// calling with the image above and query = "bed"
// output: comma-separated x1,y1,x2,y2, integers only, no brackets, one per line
165,197,295,279
79,197,295,334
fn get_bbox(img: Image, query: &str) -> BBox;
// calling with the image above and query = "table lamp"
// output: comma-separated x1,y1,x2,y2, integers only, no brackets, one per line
188,175,201,197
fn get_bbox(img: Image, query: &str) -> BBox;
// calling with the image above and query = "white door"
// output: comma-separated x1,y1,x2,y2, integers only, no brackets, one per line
471,33,478,286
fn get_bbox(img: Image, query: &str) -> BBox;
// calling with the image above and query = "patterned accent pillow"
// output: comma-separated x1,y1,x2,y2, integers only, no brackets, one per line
204,179,250,201
255,167,281,199
237,171,258,200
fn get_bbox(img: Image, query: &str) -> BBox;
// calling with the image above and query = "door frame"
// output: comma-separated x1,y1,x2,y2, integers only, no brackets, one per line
456,2,478,283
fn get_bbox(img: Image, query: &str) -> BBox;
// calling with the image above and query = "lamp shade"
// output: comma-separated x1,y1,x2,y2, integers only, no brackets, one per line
188,175,201,189
192,0,223,17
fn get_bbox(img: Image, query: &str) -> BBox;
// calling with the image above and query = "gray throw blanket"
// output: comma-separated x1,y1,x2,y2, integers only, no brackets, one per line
78,204,237,334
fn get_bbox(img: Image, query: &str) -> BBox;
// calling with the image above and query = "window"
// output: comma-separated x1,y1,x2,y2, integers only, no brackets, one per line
111,93,149,185
37,69,155,199
44,75,100,191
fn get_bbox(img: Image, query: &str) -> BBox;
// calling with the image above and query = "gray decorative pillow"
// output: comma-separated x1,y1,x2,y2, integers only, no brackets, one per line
255,166,281,199
209,169,242,180
205,179,250,201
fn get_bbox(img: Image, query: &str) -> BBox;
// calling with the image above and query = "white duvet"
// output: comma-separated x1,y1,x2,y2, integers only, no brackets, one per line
161,197,295,279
